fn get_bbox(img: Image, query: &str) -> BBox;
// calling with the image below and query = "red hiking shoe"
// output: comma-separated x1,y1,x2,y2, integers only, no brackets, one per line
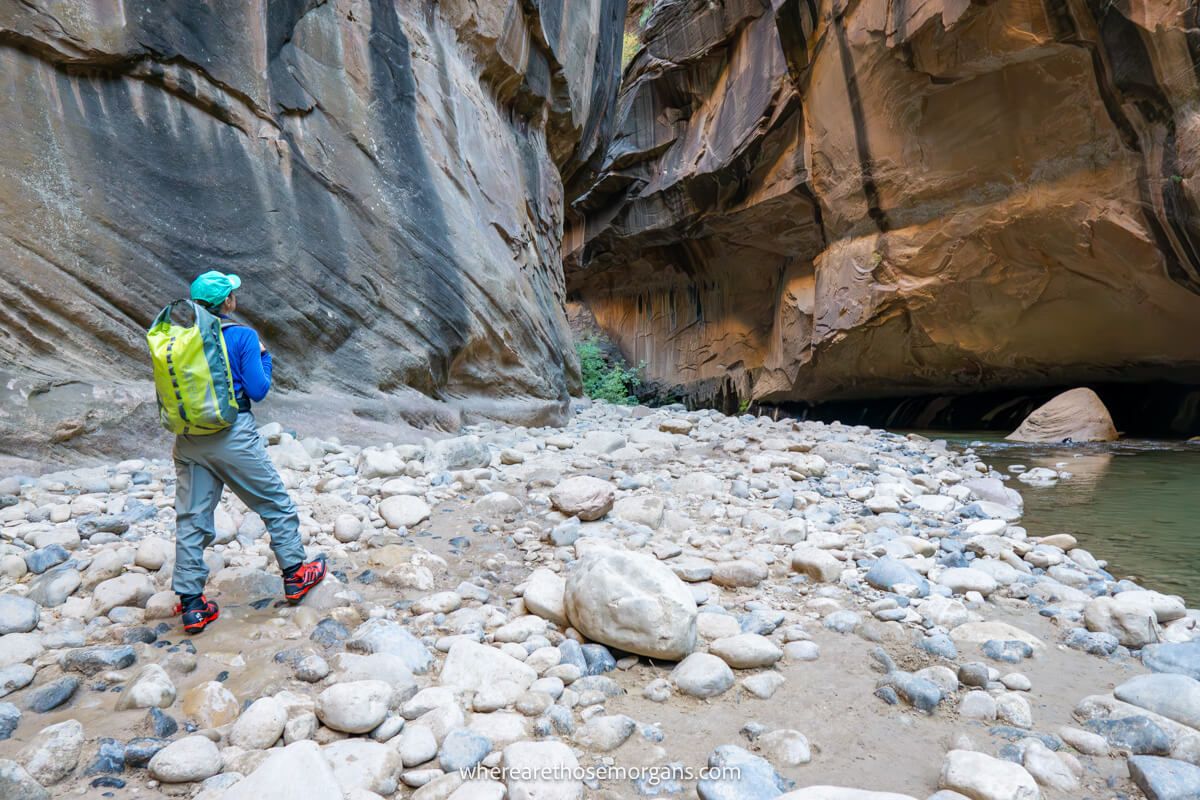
177,596,220,634
284,554,327,604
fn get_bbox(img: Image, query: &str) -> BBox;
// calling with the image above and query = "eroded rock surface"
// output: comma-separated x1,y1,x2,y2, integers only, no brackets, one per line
0,0,625,461
569,0,1200,407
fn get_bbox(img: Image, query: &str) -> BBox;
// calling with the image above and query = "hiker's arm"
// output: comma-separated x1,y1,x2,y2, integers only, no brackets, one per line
238,330,273,402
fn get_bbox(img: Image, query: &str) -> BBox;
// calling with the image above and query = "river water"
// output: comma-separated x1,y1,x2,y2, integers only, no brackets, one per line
930,433,1200,606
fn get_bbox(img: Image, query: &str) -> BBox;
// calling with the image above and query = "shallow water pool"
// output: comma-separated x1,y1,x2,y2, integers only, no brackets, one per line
926,434,1200,606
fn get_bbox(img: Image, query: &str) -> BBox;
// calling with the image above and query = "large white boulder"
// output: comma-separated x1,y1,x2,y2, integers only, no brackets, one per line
564,549,697,660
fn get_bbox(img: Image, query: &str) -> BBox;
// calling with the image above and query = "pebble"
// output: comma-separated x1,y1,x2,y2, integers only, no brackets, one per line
229,696,287,749
398,724,439,767
0,664,36,698
757,729,811,766
28,676,79,713
115,664,176,710
671,653,734,699
148,734,222,782
708,634,782,669
1057,725,1108,756
0,702,20,740
742,672,786,699
573,714,636,752
123,737,169,767
316,680,392,733
696,744,792,800
85,738,125,775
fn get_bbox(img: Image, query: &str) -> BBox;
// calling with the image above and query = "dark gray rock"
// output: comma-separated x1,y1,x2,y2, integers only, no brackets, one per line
581,644,616,675
28,676,79,712
1128,755,1200,800
85,738,125,775
696,745,792,800
310,618,350,648
958,662,990,688
122,627,158,645
546,704,575,736
76,514,130,537
1085,716,1172,755
60,645,136,676
123,738,169,767
1065,627,1120,656
148,707,178,738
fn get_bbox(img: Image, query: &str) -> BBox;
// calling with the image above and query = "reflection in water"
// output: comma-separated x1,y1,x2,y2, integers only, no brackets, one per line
928,434,1200,606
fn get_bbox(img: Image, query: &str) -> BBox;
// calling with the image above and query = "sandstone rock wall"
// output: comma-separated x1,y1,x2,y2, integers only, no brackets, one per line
569,0,1200,408
0,0,625,462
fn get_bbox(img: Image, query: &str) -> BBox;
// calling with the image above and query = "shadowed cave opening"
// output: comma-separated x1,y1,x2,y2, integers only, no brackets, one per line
737,382,1200,439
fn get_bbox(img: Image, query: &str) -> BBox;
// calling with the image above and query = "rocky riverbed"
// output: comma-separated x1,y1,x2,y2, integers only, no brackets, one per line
1,403,1199,800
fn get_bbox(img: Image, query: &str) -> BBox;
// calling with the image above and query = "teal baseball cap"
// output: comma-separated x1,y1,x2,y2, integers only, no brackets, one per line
189,270,241,307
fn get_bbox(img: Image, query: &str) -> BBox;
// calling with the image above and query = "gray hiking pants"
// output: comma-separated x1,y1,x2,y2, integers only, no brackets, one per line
172,411,305,596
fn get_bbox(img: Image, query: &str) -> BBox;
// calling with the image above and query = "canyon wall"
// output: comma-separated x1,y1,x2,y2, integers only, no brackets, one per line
568,0,1200,409
0,0,625,462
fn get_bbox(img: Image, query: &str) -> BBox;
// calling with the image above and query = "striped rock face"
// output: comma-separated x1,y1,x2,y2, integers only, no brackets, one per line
0,0,626,460
568,0,1200,410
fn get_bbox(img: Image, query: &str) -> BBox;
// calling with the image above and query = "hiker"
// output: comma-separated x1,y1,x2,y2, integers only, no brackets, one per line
168,271,326,632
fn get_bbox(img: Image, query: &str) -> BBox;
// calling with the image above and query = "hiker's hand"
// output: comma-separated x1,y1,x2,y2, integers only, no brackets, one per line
259,340,267,354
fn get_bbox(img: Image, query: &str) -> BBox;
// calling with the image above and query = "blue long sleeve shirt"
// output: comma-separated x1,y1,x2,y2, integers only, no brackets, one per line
219,316,273,403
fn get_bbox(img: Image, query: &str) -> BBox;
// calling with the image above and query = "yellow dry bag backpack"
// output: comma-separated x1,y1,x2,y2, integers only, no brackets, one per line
146,300,240,435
